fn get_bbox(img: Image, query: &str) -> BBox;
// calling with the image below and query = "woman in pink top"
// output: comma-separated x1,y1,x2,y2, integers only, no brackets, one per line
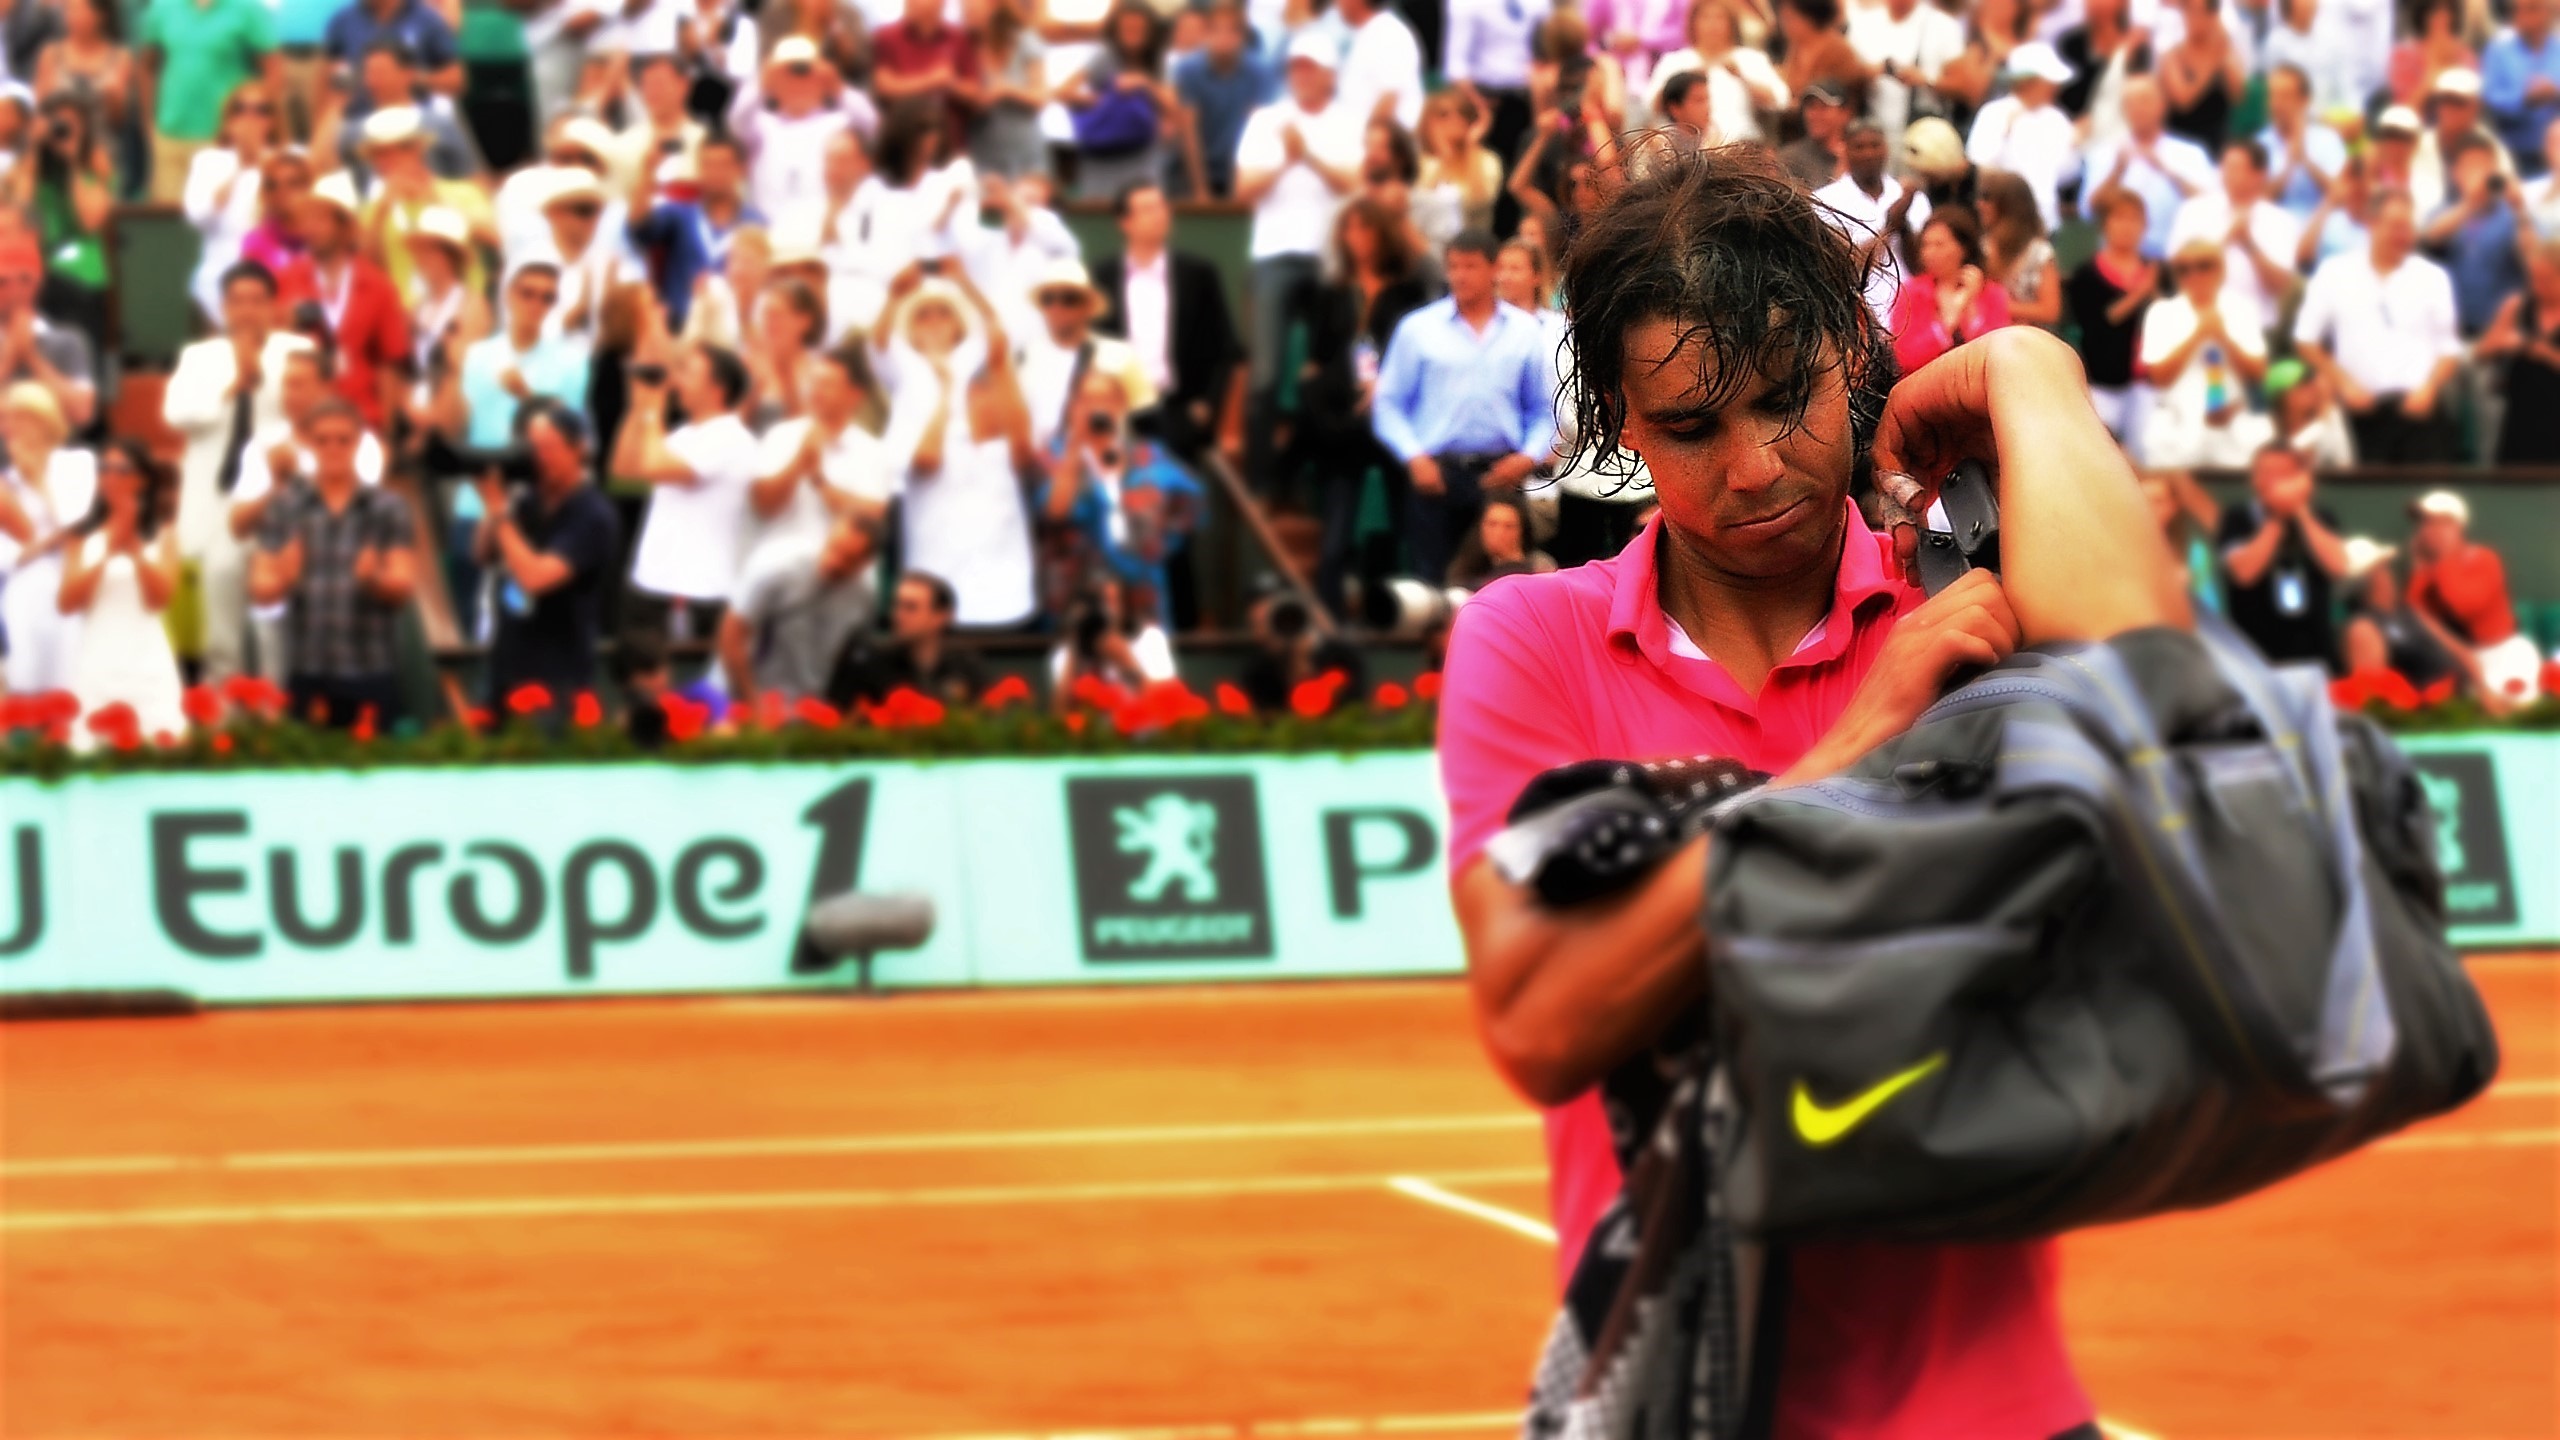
1890,205,2011,375
1440,146,2192,1438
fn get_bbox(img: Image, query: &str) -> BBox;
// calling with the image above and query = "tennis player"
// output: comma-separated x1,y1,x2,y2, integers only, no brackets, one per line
1439,148,2191,1437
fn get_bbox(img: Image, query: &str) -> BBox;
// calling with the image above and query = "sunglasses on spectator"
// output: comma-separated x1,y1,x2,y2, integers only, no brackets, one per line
786,62,815,77
309,430,362,449
232,102,274,117
1037,290,1088,308
2173,259,2223,275
560,202,604,220
516,284,559,304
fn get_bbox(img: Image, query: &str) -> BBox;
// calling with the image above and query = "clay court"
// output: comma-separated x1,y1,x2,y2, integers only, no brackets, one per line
4,957,2554,1439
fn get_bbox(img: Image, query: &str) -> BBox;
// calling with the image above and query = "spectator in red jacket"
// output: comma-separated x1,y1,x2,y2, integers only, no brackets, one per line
2407,489,2545,706
276,171,412,433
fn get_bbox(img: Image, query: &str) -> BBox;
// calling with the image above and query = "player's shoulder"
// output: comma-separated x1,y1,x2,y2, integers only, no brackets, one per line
1448,556,1625,667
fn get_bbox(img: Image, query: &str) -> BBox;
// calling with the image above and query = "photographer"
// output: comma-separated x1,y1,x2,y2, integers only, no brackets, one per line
719,514,876,707
5,93,116,366
1237,584,1367,714
827,570,987,708
1036,369,1201,629
1440,147,2187,1434
474,399,620,703
1046,574,1176,706
432,261,588,636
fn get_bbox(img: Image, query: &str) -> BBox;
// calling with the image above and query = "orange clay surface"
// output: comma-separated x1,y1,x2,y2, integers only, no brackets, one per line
2,959,2553,1439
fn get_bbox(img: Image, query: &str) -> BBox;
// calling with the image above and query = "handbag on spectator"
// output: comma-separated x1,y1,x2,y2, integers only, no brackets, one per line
1072,87,1161,157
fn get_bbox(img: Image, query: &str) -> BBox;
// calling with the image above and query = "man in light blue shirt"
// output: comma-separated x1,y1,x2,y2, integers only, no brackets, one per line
2260,63,2349,218
439,261,591,634
1372,229,1558,585
2484,0,2560,175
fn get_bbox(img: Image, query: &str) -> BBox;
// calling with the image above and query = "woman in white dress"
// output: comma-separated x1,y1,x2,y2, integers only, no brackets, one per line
182,80,280,326
57,438,185,746
876,266,1039,628
0,383,96,696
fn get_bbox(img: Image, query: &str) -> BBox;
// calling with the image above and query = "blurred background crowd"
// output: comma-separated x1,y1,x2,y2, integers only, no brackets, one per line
0,0,2553,746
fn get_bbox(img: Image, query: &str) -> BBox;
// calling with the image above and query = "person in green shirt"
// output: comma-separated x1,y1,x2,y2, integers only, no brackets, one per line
136,0,279,202
2,92,117,372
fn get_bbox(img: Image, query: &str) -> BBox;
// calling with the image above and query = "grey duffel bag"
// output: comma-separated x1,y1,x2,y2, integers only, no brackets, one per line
1704,622,2501,1244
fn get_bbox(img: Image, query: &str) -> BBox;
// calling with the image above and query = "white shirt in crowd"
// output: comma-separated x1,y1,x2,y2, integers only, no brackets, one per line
2081,131,2221,255
829,160,981,339
182,148,266,321
162,331,312,560
2167,191,2304,334
2139,289,2273,466
1120,251,1174,393
631,412,760,600
1236,97,1363,260
2411,127,2518,219
1441,0,1547,91
1846,1,1964,136
1645,46,1787,138
728,81,881,239
2292,248,2465,399
751,416,896,553
1339,8,1426,129
1966,95,2083,232
1017,331,1157,449
1815,170,1931,331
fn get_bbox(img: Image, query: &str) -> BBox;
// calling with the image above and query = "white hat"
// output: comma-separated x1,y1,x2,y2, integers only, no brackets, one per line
359,104,425,150
768,35,824,69
306,170,363,217
1029,256,1099,304
552,115,617,164
2433,67,2484,100
2412,489,2471,525
1900,116,1966,178
1286,29,1338,68
655,150,697,187
403,205,471,252
2342,536,2399,580
2376,104,2423,135
768,214,826,266
541,165,607,209
2002,41,2075,86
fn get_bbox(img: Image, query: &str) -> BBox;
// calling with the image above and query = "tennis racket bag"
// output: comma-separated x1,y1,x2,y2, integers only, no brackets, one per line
1703,622,2500,1243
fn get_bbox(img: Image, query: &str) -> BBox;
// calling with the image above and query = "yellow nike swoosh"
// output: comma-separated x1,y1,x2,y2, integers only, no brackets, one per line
1791,1052,1948,1148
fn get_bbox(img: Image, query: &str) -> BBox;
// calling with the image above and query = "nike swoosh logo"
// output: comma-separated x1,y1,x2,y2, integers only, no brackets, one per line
1790,1052,1948,1148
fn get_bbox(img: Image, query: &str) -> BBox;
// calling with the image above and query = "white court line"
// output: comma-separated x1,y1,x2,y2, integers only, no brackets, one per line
2096,1419,2163,1440
2489,1078,2560,1097
0,1113,1540,1180
1386,1177,1557,1245
0,1166,1547,1233
922,1410,1523,1440
2377,1127,2560,1152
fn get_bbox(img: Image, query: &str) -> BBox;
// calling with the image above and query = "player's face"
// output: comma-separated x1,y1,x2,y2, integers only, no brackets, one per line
1615,317,1859,584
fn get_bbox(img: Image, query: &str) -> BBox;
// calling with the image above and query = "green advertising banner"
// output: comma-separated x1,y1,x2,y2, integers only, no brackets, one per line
0,754,1467,1003
2,734,2549,1007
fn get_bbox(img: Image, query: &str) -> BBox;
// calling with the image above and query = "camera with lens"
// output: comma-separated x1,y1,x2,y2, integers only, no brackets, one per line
1265,595,1310,642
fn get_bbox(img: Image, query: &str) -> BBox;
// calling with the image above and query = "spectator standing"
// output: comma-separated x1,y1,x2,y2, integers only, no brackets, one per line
628,141,765,333
1371,230,1557,588
728,35,879,238
56,439,185,744
1781,80,1853,189
874,0,987,162
447,262,590,452
967,0,1050,180
614,344,760,634
1646,0,1788,143
1092,181,1241,463
1847,0,1964,138
1963,43,2080,231
1015,258,1156,449
2083,75,2218,256
2485,0,2560,174
2140,237,2273,466
278,172,411,434
2299,148,2373,268
2157,0,2246,150
475,400,622,701
2407,488,2545,702
1586,0,1682,109
166,260,307,684
182,82,278,325
1775,0,1869,109
2412,68,2515,216
2169,140,2303,334
36,0,135,183
751,339,894,557
2294,188,2465,462
1937,0,2027,118
249,397,417,726
1172,0,1270,197
2261,0,2362,114
1443,0,1543,180
322,0,462,98
2478,233,2560,461
2267,357,2358,466
1337,0,1427,129
1301,196,1429,620
721,514,877,704
1060,0,1171,200
1037,369,1202,624
225,347,386,680
1236,32,1359,486
1816,118,1930,332
2259,63,2347,218
0,231,96,432
827,569,987,706
532,167,637,344
2055,0,2149,147
10,92,116,363
1416,90,1501,237
1446,492,1555,588
2217,442,2347,668
2390,0,2476,110
833,106,977,338
136,0,277,203
1977,168,2060,327
877,270,1040,627
358,107,499,305
2066,186,2161,449
1891,207,2011,374
2422,132,2531,339
0,383,94,695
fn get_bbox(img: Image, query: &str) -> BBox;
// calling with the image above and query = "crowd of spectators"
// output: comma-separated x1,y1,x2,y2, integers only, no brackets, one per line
0,0,2553,746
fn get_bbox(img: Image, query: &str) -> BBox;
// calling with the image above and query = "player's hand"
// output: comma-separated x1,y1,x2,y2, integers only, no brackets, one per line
1781,569,2020,782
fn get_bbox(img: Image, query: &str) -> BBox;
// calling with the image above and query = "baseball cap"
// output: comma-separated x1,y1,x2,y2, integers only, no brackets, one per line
359,105,425,150
1030,257,1099,304
2411,489,2471,524
553,116,617,165
1286,29,1338,68
2002,40,2075,86
769,35,824,68
541,166,607,209
1801,80,1849,107
403,205,471,252
2433,67,2484,100
2342,536,2398,580
1900,116,1965,178
306,170,363,217
2376,104,2423,136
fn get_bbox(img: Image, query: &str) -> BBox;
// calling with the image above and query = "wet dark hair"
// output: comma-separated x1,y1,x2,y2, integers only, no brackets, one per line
1561,145,1893,488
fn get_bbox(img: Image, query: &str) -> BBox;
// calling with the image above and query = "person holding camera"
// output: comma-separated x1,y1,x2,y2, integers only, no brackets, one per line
1036,369,1200,628
1046,573,1176,705
249,397,417,728
1237,584,1367,714
614,342,760,638
6,93,117,365
432,260,588,636
474,399,621,703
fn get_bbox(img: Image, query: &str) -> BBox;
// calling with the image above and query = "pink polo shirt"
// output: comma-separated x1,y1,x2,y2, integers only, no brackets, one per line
1439,505,2091,1440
